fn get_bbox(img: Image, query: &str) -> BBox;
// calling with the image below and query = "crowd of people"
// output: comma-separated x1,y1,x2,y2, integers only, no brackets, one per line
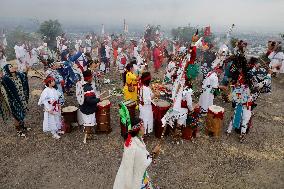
0,26,283,188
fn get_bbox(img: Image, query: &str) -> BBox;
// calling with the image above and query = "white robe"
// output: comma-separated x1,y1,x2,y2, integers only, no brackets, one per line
199,72,218,113
38,87,62,133
117,53,127,74
14,45,27,72
139,86,154,133
113,137,152,189
182,87,193,112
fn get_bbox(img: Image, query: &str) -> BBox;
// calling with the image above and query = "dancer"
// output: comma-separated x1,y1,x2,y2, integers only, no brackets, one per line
1,64,30,137
113,121,160,189
38,76,63,139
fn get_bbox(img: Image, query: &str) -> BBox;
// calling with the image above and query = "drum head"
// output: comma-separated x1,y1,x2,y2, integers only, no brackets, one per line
98,100,110,107
62,106,78,113
209,105,224,113
154,99,170,107
76,81,84,105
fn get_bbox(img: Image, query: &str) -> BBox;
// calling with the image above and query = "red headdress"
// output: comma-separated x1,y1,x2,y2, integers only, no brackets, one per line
44,76,55,85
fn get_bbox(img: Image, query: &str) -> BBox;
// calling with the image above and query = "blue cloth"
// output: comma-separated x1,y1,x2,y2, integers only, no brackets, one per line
232,103,243,129
1,65,29,123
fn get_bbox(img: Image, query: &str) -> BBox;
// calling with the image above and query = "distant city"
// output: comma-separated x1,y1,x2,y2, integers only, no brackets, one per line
0,17,283,58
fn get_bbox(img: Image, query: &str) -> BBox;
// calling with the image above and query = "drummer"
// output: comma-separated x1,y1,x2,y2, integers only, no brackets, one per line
79,70,100,143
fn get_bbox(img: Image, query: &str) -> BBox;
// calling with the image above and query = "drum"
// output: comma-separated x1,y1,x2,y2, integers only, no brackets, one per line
96,100,112,133
62,106,78,123
182,107,200,140
119,100,137,137
205,105,224,137
152,99,171,138
62,106,78,133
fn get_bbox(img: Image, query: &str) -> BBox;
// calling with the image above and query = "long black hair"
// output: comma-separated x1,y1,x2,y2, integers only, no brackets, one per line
141,72,151,86
122,63,134,85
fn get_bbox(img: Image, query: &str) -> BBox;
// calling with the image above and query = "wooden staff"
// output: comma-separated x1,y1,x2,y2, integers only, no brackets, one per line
30,67,45,78
100,91,107,96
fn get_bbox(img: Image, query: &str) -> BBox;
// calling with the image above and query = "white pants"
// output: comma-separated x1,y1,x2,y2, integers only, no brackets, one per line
227,107,251,134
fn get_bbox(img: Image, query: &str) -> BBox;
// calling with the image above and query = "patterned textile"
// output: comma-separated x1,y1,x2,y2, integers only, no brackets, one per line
141,171,153,189
0,82,10,121
1,65,29,123
249,67,271,94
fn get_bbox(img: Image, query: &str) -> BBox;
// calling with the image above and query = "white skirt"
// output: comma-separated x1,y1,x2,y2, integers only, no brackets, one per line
81,112,96,126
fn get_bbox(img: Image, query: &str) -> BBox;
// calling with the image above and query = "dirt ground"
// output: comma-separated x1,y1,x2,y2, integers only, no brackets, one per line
0,64,283,189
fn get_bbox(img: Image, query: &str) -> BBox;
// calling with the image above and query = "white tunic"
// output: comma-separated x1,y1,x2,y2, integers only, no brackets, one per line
38,87,62,132
199,72,218,113
113,137,152,189
139,86,153,133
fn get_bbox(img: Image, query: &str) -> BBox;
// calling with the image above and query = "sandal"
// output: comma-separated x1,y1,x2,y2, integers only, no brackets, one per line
17,131,26,137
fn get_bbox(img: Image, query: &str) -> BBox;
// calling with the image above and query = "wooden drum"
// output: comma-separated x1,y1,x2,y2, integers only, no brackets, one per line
152,99,171,138
205,105,224,137
120,100,137,137
62,106,78,133
96,100,112,133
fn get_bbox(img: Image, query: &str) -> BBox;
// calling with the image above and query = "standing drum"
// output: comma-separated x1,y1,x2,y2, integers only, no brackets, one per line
152,99,171,138
62,106,78,133
120,100,137,137
124,100,136,125
96,100,112,133
205,105,224,137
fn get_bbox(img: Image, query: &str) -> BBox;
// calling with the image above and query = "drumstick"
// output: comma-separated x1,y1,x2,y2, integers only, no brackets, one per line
100,91,107,96
31,67,45,78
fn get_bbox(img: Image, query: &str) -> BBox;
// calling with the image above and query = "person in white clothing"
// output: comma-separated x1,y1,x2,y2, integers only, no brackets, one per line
38,76,63,139
268,45,284,73
14,43,28,72
199,69,220,114
139,72,154,135
113,121,160,189
116,48,128,76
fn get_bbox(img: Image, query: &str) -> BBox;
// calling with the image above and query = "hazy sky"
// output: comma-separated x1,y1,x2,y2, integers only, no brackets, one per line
1,0,284,32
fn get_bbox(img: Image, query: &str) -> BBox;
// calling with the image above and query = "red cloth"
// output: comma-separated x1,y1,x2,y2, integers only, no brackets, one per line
204,26,211,36
208,109,224,119
189,46,197,65
121,56,127,65
153,47,162,70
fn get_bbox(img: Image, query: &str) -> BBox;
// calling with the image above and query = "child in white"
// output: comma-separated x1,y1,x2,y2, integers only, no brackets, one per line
139,72,154,134
38,76,62,139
